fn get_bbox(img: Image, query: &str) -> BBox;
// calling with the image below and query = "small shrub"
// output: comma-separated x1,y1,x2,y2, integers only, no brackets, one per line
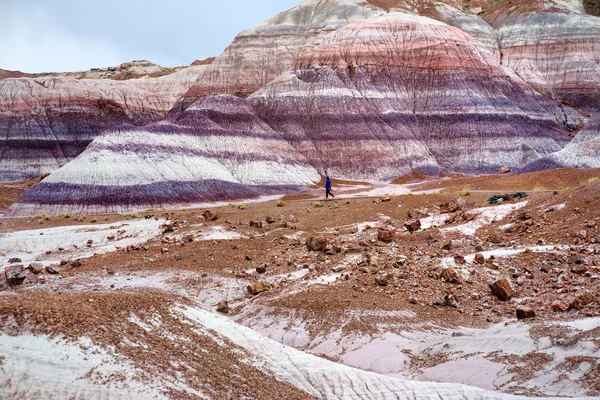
460,190,471,197
90,218,98,223
313,203,324,208
60,213,71,219
345,200,351,205
238,204,246,210
588,177,599,184
77,216,86,222
276,201,285,207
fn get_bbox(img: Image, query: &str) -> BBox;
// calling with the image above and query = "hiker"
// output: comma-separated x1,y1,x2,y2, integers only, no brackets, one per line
326,175,334,199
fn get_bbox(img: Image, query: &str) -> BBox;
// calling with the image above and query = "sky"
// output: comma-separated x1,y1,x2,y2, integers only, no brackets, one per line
0,0,301,73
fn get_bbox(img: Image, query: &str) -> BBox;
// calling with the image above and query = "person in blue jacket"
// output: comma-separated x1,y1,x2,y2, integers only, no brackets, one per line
325,175,334,199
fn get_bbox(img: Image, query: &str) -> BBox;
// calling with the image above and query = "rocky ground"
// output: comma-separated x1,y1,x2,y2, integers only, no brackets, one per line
1,169,599,399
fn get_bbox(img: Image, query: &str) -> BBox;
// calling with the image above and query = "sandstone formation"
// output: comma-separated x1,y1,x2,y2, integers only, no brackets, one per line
0,66,207,181
483,0,600,112
7,95,318,216
250,13,571,179
522,112,600,171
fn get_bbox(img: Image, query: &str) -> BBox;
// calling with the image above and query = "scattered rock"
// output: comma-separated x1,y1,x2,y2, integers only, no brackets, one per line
409,297,419,305
441,239,453,251
247,282,267,296
5,265,26,285
499,166,511,174
107,266,116,275
202,210,218,221
162,223,174,234
441,267,462,284
552,300,570,312
306,236,329,252
8,258,22,264
256,265,267,274
572,254,584,264
46,265,61,275
375,276,389,286
489,278,515,301
405,219,421,233
250,220,264,229
216,301,230,314
516,306,536,320
570,292,594,310
453,254,466,265
377,227,395,243
474,253,485,265
443,294,460,308
182,234,195,243
266,216,276,224
27,263,44,274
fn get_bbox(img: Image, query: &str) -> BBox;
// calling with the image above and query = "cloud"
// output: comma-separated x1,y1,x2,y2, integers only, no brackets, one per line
0,0,300,73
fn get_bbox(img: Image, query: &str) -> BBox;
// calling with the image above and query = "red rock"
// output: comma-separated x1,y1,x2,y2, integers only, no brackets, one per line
216,300,230,314
250,220,264,229
490,278,516,301
442,239,453,251
27,263,44,274
306,236,329,252
377,227,395,243
499,166,511,174
552,300,570,312
202,210,218,221
5,265,26,285
405,220,421,233
474,253,485,264
454,254,466,265
247,282,267,296
256,265,267,274
570,292,594,310
441,267,462,284
516,306,535,319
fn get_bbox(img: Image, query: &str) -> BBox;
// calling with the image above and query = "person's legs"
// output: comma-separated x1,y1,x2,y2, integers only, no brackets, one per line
326,189,334,198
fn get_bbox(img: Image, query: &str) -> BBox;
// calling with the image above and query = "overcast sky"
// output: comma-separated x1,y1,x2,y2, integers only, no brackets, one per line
0,0,300,73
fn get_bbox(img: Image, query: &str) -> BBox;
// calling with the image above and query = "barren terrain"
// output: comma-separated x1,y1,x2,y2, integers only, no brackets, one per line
1,169,599,399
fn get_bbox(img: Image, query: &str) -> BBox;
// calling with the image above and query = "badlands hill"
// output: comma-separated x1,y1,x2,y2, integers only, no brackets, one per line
2,0,600,215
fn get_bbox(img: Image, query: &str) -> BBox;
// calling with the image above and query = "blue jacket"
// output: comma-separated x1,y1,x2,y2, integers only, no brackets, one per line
326,176,332,190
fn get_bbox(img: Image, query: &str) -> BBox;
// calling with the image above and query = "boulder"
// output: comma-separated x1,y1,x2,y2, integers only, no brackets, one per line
454,254,466,265
377,227,395,243
182,234,195,243
46,265,61,275
27,263,44,274
247,282,267,296
216,300,230,314
443,294,460,308
499,167,511,174
570,292,594,310
516,306,536,319
306,236,329,252
202,210,218,221
552,300,570,312
441,267,462,284
250,220,264,229
489,278,515,301
474,253,485,264
405,219,421,233
5,265,26,285
375,276,389,286
256,265,267,274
